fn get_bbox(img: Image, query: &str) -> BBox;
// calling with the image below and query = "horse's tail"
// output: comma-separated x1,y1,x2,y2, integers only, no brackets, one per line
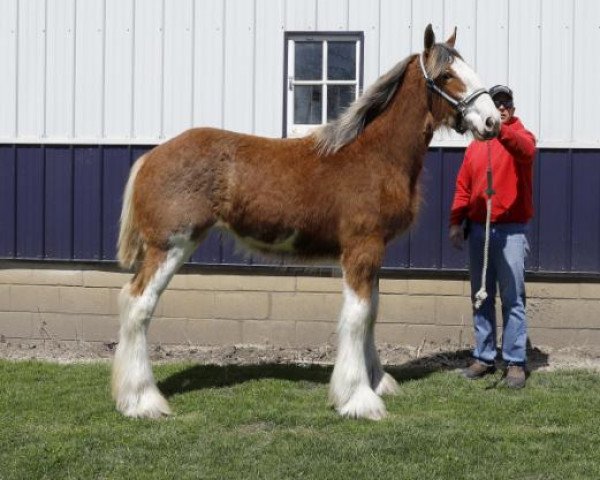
117,154,147,269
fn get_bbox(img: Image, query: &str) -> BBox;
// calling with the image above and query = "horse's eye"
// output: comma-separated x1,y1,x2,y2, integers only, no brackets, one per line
440,73,452,83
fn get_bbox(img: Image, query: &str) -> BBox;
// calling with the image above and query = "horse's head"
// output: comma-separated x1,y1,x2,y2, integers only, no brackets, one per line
421,24,500,140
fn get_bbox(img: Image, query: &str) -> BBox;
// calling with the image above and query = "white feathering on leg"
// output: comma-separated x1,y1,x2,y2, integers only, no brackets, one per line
330,278,387,420
364,279,400,396
112,284,171,418
112,236,196,419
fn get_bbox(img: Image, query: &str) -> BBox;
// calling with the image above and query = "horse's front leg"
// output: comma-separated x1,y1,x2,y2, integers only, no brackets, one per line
329,240,387,420
365,278,400,396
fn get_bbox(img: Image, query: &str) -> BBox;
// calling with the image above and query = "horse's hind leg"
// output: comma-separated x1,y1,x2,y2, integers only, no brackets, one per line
330,240,386,420
365,278,400,396
112,237,196,418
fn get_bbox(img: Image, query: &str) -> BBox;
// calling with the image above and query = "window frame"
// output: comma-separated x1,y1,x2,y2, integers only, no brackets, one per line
283,31,364,138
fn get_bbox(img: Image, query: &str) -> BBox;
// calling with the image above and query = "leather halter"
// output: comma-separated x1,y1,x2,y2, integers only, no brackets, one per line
419,53,489,134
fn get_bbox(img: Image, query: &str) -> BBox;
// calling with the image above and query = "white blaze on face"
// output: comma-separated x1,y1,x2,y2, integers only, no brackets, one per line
450,57,500,139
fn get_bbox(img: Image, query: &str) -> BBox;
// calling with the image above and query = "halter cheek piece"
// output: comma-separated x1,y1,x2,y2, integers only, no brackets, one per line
419,54,489,134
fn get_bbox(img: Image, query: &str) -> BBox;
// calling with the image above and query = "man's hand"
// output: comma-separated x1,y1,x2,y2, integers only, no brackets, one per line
449,224,464,250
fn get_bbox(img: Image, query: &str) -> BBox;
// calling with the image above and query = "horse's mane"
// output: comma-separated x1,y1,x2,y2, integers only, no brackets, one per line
313,44,461,155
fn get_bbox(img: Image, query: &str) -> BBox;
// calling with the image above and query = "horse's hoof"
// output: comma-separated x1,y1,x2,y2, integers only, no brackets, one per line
374,372,400,396
116,388,172,419
337,386,387,421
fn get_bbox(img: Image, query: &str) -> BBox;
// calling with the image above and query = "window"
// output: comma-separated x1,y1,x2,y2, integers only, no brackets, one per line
284,33,363,137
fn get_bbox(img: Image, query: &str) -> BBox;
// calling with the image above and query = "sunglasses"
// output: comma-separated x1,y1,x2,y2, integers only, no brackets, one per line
493,99,513,109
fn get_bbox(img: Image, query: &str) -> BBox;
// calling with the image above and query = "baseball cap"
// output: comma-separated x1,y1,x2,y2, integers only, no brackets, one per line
489,85,513,100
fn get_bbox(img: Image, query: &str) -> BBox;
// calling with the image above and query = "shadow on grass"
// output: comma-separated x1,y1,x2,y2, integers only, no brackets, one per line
158,344,550,398
384,342,550,384
159,363,331,398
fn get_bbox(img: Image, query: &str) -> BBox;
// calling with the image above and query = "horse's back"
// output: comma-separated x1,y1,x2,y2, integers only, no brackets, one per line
143,127,316,172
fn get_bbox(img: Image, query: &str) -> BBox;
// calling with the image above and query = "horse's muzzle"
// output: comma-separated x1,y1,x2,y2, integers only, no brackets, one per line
481,116,500,139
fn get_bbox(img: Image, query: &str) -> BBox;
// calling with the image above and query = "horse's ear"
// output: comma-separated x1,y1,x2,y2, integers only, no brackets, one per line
424,24,435,51
446,27,457,47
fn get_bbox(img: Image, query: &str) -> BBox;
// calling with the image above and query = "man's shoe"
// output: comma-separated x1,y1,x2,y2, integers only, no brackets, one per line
506,365,526,389
462,361,495,379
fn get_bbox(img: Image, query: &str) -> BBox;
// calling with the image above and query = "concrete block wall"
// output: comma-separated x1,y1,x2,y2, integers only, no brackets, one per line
1,264,600,350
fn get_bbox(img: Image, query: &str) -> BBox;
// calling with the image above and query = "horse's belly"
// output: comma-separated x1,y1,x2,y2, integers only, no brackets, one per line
241,229,300,254
216,220,340,257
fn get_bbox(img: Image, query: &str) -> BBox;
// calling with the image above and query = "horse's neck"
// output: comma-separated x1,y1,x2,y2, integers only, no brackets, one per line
362,64,432,163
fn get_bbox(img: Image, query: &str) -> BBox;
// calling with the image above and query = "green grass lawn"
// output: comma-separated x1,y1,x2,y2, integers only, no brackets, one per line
2,360,600,480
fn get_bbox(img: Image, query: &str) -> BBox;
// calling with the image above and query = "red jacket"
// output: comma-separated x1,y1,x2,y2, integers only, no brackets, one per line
450,116,536,226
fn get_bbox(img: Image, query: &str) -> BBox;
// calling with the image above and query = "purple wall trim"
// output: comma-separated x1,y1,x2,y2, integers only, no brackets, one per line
0,146,16,257
16,147,45,259
45,146,73,259
2,144,600,275
73,147,102,260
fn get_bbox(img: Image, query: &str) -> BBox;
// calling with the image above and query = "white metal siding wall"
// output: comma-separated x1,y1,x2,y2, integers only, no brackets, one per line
1,0,599,147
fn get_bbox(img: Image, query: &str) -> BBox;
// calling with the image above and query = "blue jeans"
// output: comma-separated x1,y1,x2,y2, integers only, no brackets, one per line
468,222,529,366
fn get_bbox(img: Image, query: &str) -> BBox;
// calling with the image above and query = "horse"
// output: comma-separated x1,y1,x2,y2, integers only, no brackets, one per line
112,24,500,420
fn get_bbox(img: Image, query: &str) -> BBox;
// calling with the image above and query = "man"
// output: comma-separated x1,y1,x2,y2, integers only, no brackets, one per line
449,85,536,388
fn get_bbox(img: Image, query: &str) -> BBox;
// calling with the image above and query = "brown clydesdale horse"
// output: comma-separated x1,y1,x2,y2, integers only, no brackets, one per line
113,25,500,420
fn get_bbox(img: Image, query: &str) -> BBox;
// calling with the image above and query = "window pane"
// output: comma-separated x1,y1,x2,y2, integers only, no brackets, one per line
327,85,355,121
327,42,356,80
295,42,322,80
294,85,322,124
